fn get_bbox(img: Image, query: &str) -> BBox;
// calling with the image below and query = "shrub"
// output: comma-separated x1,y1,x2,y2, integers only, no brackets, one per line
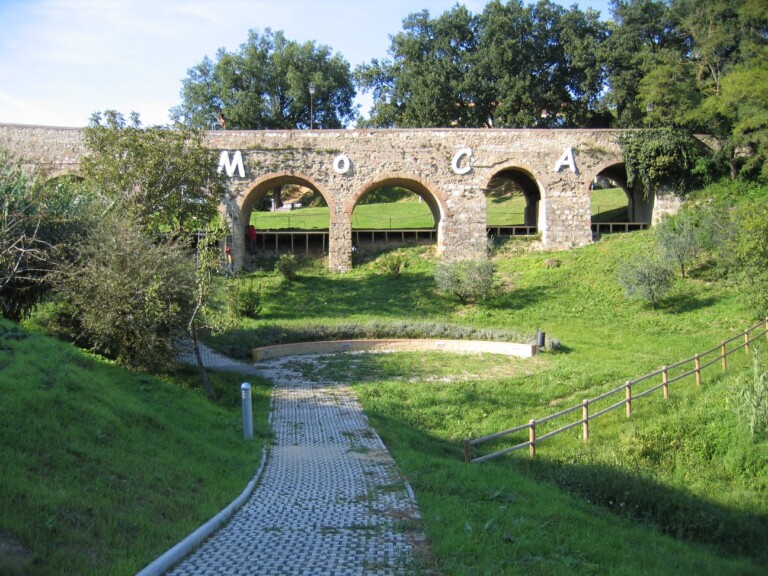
275,253,299,281
229,278,262,319
53,213,195,372
730,349,768,439
434,259,495,304
617,256,675,307
721,200,768,317
377,252,408,278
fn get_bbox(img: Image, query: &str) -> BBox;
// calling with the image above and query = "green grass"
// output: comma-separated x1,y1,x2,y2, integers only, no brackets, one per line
207,211,765,574
4,180,766,575
251,188,630,231
0,323,271,575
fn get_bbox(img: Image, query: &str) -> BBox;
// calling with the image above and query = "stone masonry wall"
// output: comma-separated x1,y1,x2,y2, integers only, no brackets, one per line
1,123,635,272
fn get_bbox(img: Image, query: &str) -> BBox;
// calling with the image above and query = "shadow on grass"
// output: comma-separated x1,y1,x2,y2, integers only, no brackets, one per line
660,293,718,314
516,456,768,563
363,408,767,574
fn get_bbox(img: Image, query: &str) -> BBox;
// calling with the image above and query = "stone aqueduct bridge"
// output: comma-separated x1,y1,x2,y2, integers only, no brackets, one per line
0,124,680,272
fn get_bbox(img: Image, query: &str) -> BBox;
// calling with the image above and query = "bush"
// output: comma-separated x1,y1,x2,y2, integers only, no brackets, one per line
275,253,299,281
434,259,495,304
721,200,768,317
655,210,712,278
229,278,262,319
617,256,675,307
377,252,408,278
53,213,195,372
730,349,768,439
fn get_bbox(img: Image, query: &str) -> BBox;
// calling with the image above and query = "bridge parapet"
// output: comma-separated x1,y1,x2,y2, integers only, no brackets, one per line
1,124,659,272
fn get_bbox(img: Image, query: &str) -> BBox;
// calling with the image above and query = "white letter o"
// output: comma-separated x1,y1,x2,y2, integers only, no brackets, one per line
451,148,472,175
333,154,351,174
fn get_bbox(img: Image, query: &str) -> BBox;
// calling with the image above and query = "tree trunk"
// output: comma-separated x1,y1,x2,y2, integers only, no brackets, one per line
190,324,216,401
272,185,283,210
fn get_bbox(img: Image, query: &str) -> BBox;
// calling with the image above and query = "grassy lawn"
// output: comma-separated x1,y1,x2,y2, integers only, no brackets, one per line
0,323,272,575
208,222,766,574
250,188,630,231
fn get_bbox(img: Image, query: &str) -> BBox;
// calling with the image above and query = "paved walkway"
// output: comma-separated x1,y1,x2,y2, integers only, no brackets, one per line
165,345,427,575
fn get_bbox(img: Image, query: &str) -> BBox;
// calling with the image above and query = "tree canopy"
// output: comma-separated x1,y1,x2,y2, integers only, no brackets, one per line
355,0,610,128
351,0,767,181
82,110,227,234
171,29,357,130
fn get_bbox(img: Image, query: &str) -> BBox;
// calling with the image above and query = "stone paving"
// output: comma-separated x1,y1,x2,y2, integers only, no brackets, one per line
165,347,427,575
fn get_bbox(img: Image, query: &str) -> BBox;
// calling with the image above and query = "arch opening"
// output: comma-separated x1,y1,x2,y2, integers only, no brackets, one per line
350,177,440,261
240,175,332,261
590,163,649,237
485,168,541,238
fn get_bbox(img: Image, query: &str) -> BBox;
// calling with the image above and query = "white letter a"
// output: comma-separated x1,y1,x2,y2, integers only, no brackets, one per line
554,147,577,173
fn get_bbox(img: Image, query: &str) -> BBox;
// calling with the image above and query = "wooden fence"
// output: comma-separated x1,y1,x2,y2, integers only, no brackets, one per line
463,318,768,463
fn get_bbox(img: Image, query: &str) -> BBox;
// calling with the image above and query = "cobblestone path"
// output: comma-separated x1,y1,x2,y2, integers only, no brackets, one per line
166,355,426,576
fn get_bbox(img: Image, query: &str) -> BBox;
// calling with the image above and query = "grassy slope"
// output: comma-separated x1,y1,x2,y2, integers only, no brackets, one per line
212,221,765,574
3,184,765,575
0,322,271,575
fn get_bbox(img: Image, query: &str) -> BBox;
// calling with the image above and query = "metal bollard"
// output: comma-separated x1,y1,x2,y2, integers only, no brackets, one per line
536,331,546,350
241,382,253,440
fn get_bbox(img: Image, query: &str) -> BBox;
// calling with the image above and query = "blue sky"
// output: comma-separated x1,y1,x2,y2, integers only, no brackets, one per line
0,0,613,127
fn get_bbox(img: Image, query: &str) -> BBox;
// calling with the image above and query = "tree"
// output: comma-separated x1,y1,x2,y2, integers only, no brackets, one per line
603,0,684,127
617,255,675,307
478,0,609,128
722,199,768,317
356,1,609,129
0,150,49,318
81,111,227,235
0,152,95,320
655,209,717,278
434,259,496,304
171,29,356,130
54,211,197,373
355,6,485,128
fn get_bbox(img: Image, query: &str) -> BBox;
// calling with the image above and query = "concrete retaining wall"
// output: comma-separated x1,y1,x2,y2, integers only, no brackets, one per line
252,339,537,362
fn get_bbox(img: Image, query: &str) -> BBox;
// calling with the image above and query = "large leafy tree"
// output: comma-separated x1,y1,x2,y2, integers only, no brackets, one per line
355,1,608,129
478,0,609,127
0,151,94,320
602,0,683,127
82,110,227,234
356,6,484,128
171,29,356,130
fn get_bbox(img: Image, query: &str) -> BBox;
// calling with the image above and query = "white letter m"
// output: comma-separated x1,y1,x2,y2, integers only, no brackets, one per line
218,150,245,178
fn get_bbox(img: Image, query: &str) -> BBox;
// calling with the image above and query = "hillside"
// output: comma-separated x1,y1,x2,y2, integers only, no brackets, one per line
0,323,271,575
2,180,767,575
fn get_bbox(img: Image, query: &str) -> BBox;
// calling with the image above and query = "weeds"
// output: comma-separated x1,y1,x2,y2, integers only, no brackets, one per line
730,348,768,439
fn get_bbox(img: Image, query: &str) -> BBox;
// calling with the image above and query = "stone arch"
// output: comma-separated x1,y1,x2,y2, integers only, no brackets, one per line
237,171,336,223
346,173,448,256
482,165,544,231
588,160,652,226
226,172,334,268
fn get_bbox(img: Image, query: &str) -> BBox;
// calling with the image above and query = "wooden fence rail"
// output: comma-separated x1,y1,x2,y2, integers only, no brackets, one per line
463,317,768,463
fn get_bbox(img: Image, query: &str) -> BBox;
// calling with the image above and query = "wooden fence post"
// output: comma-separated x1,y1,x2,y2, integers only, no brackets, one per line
745,330,750,354
529,420,536,458
463,440,472,463
662,366,669,399
721,342,727,371
695,354,701,386
625,381,632,417
582,400,589,441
